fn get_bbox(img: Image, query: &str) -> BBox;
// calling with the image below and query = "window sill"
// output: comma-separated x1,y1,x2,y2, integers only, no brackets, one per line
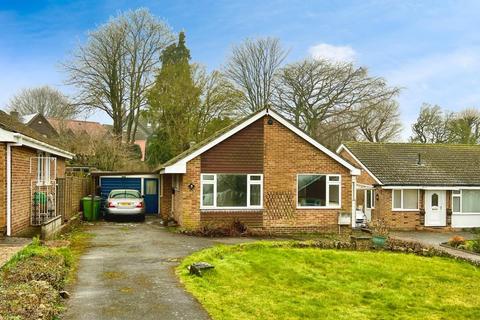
201,208,263,212
296,206,342,210
392,209,419,212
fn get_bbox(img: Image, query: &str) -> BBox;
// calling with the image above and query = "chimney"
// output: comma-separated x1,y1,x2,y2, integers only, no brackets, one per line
10,111,19,120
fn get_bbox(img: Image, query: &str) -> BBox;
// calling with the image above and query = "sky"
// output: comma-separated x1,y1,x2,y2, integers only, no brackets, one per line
1,0,480,139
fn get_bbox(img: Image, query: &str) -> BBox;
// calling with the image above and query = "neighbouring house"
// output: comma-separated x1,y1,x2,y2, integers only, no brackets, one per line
0,111,74,237
157,108,360,233
337,142,480,230
13,112,59,139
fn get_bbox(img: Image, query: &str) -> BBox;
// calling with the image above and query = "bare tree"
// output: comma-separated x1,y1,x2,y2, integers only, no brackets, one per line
275,59,400,144
192,65,242,139
8,86,78,119
355,100,402,142
64,8,173,141
225,37,287,113
410,104,452,143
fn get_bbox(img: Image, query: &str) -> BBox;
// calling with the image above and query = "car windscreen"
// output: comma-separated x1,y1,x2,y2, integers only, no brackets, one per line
109,190,141,199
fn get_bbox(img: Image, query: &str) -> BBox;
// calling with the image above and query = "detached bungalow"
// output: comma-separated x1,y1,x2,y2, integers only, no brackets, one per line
338,142,480,230
0,111,74,236
157,108,360,233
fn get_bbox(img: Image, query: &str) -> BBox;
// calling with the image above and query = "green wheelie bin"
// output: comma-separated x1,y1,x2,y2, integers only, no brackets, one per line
82,196,101,221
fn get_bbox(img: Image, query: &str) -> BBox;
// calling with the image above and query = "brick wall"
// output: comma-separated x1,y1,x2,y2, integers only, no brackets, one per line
11,146,37,236
170,115,355,233
372,188,421,230
160,174,172,222
0,143,5,233
263,116,352,233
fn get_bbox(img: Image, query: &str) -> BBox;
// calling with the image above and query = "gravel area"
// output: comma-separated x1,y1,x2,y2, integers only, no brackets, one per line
0,237,31,267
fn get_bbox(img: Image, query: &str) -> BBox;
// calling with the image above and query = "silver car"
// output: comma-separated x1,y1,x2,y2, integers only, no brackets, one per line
105,189,145,221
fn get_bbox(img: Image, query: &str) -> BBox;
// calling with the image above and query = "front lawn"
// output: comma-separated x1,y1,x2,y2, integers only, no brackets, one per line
178,242,480,320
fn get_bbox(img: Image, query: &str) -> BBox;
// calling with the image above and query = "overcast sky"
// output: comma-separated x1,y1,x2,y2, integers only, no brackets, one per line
1,0,480,139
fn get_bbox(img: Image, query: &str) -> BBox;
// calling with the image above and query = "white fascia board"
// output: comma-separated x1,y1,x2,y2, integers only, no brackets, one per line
0,127,74,158
0,128,17,142
163,162,187,174
336,144,382,184
381,186,461,190
268,111,361,175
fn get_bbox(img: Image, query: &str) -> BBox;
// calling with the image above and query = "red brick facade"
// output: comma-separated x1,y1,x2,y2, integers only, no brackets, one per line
0,145,67,236
161,115,355,233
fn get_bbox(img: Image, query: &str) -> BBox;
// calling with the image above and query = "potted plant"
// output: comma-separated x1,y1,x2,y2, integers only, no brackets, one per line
369,218,389,248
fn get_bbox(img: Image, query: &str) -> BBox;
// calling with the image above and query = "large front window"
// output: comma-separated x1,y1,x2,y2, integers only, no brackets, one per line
297,174,341,208
452,189,480,214
201,174,263,209
392,189,419,210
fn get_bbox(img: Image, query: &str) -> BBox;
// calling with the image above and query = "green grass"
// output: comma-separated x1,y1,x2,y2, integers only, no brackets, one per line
177,242,480,320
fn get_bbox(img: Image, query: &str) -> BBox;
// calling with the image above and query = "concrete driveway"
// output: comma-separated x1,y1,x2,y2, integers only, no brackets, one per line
64,218,253,320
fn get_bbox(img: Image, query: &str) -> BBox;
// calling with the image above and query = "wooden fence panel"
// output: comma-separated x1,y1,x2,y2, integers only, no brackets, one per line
56,177,91,222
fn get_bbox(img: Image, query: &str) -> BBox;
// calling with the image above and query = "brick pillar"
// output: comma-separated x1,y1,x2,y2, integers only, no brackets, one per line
181,157,201,230
160,174,172,223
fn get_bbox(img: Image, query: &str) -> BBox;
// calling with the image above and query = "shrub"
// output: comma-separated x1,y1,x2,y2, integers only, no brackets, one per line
184,219,249,237
448,235,466,248
0,280,61,320
2,253,68,290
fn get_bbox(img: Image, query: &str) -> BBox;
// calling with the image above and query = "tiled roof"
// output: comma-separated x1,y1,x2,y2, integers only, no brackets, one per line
47,118,109,138
0,111,64,149
343,141,480,186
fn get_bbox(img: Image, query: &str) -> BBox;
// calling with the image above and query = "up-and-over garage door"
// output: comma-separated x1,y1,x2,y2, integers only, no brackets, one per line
99,177,159,214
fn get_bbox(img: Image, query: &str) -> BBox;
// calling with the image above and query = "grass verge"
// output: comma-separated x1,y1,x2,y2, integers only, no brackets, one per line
0,226,93,320
178,241,480,320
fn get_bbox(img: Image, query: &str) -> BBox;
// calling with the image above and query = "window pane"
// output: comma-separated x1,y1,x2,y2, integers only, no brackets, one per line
403,189,418,209
329,176,340,182
249,175,261,181
366,190,372,208
250,184,261,206
453,190,461,195
217,175,247,207
431,193,439,207
462,190,480,213
202,184,214,206
329,184,340,206
203,175,214,181
453,196,460,212
393,190,402,208
298,175,326,207
145,180,157,195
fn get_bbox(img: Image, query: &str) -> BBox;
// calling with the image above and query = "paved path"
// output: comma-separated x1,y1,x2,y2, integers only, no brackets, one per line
64,218,253,320
391,230,480,263
0,237,30,267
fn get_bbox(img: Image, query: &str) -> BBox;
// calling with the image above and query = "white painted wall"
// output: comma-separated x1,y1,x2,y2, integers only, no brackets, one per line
452,214,480,228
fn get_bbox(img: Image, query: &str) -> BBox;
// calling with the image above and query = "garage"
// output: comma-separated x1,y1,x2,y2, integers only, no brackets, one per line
92,172,161,215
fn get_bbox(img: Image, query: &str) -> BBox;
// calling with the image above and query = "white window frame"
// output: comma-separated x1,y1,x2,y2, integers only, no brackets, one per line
392,189,419,211
365,189,375,209
36,152,52,186
296,174,342,209
200,173,263,210
452,188,480,215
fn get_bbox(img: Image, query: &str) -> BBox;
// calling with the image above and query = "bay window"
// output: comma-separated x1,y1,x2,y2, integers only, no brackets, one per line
297,174,341,208
201,174,263,209
392,189,419,210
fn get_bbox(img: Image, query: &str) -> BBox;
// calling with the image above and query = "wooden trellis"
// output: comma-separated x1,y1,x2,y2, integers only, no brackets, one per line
265,191,295,219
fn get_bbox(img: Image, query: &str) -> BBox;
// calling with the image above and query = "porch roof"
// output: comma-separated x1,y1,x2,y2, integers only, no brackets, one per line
341,142,480,186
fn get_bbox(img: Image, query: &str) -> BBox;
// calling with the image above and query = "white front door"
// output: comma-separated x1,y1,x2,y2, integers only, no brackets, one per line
364,189,374,222
425,190,446,226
